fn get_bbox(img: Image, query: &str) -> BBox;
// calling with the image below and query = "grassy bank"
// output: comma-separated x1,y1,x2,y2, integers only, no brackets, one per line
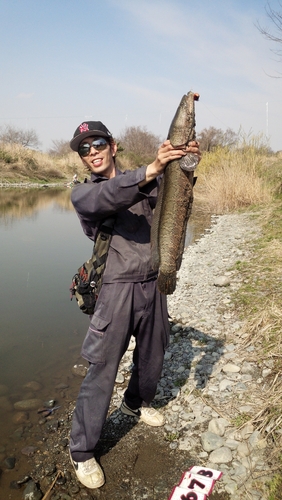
0,141,153,184
0,142,84,183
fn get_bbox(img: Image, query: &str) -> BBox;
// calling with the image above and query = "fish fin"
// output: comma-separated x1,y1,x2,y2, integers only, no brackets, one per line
157,271,177,295
150,176,165,270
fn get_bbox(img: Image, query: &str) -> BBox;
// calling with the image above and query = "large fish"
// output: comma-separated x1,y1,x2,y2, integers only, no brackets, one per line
151,91,199,295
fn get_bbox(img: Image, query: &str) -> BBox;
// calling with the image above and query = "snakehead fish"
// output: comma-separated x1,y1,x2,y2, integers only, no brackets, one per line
151,91,199,295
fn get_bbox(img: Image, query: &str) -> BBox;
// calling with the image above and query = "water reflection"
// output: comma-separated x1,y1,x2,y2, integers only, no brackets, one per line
0,187,73,223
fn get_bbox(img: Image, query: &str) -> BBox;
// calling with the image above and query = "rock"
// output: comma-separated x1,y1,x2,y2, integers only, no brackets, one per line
214,276,230,287
225,480,238,494
12,411,29,424
23,381,42,391
115,373,124,384
208,417,229,436
201,431,225,452
225,438,240,450
237,441,251,458
4,456,16,469
219,379,235,391
249,430,267,450
239,405,252,413
71,364,88,377
21,446,37,456
23,480,43,500
240,423,254,439
209,446,233,463
55,382,69,390
14,399,42,411
222,363,240,373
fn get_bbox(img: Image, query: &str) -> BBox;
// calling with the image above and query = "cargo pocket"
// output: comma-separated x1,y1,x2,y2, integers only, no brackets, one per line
81,315,110,364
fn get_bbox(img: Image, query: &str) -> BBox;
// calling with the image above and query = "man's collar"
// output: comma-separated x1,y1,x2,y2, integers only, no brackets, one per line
90,169,121,181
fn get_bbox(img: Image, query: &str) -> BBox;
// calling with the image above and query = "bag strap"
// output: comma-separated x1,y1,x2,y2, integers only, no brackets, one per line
91,215,116,275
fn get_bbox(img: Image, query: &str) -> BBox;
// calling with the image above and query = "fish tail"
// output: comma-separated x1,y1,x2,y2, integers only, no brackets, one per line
157,271,177,295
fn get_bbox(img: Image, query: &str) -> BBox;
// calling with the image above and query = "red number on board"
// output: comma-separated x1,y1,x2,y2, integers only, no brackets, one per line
197,469,213,478
180,493,198,500
187,478,205,490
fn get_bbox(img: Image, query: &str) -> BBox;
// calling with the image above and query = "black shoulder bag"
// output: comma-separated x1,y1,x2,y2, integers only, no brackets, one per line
70,216,115,315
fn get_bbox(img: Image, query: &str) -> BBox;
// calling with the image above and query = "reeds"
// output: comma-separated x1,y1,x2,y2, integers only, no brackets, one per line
196,143,275,214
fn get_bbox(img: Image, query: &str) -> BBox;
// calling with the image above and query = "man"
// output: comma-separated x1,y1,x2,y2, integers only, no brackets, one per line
69,120,200,489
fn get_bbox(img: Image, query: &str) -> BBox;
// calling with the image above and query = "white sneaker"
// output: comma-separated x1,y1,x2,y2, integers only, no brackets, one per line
140,406,165,427
120,400,165,427
69,451,105,489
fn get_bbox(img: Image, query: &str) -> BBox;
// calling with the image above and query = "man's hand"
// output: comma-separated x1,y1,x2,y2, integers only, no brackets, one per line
139,140,201,187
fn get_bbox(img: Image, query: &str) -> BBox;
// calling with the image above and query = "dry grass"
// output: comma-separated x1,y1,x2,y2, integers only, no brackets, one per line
195,145,274,213
0,142,85,182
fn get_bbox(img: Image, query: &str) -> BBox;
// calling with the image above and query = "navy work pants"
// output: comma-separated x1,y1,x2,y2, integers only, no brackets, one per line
70,279,170,462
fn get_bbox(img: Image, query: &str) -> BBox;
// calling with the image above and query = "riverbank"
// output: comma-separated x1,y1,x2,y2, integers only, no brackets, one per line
2,209,279,500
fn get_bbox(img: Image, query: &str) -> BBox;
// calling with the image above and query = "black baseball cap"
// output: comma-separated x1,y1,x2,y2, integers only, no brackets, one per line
70,121,113,152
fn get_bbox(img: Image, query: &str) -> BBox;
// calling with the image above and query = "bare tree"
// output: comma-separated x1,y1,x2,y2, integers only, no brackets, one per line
197,127,238,152
0,124,41,149
48,139,71,156
117,126,161,157
256,2,282,64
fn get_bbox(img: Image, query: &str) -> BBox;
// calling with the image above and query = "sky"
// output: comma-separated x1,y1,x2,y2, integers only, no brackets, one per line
1,0,282,152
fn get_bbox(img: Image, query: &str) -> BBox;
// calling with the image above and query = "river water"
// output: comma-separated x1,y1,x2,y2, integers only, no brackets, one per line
0,187,210,494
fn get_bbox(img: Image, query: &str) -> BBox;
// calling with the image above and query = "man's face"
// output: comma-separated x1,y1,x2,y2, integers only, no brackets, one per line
79,136,117,178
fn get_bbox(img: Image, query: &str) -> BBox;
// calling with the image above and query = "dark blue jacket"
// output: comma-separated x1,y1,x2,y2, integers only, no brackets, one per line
71,166,159,283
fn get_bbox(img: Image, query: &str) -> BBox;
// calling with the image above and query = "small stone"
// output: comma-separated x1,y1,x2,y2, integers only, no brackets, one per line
23,480,43,500
225,438,240,450
240,423,254,439
14,399,42,411
55,382,69,390
219,379,235,391
115,373,124,384
222,363,240,373
12,411,29,424
171,324,182,333
237,441,251,458
231,464,247,479
241,361,254,374
225,480,238,494
4,456,16,469
201,431,224,452
209,446,232,463
21,446,37,456
239,405,252,413
208,418,229,436
214,276,230,287
23,381,42,392
248,430,267,450
164,351,172,360
71,364,88,377
10,480,21,490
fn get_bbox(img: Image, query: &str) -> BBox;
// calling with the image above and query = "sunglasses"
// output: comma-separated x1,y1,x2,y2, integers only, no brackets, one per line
78,137,109,157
